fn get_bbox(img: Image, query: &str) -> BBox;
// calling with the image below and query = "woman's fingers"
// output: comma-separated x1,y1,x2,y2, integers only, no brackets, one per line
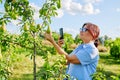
44,33,51,40
59,39,64,44
59,40,64,44
44,32,54,43
58,39,64,47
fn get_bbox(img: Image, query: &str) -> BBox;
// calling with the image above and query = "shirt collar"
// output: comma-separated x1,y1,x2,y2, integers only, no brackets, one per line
82,41,94,48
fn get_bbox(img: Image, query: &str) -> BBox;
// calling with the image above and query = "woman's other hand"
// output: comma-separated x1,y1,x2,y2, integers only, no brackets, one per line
58,39,64,47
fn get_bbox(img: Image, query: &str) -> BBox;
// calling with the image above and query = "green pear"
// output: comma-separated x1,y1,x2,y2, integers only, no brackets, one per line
37,24,41,30
46,26,51,34
12,0,16,3
0,22,6,32
30,22,36,32
23,23,29,31
0,48,2,60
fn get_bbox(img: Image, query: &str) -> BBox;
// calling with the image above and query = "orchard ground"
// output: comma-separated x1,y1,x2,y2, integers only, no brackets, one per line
8,51,120,80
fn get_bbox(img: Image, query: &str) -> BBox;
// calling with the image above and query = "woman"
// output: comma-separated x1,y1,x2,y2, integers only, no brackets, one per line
44,22,100,80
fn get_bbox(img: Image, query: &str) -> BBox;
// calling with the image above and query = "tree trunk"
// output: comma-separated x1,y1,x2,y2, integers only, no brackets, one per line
33,33,36,80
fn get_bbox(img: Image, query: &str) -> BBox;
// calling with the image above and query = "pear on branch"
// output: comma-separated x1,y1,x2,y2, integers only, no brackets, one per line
46,26,51,34
0,53,2,60
13,13,18,20
0,48,2,60
23,23,29,31
30,22,37,33
12,0,16,3
37,24,41,30
0,22,6,32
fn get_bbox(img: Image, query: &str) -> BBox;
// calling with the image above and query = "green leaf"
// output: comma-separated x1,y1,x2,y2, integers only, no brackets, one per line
57,0,61,8
51,6,57,10
0,0,2,3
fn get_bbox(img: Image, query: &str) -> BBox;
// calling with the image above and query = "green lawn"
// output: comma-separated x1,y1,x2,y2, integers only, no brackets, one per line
8,54,44,80
98,52,120,76
8,52,120,80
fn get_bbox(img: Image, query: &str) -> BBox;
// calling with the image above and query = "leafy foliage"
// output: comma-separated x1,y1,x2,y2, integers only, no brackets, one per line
37,54,66,80
1,0,120,80
63,33,74,54
92,66,120,80
110,38,120,59
74,34,82,45
39,0,61,27
0,0,62,80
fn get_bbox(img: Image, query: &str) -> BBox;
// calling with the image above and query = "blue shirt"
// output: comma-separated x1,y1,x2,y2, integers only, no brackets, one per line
66,42,99,80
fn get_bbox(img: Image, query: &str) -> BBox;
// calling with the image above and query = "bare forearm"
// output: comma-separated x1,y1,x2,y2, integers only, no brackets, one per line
51,40,68,56
65,54,80,64
48,38,80,64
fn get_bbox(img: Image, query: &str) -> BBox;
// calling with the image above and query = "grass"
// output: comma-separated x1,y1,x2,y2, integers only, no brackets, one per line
98,52,120,75
8,52,120,79
8,54,44,80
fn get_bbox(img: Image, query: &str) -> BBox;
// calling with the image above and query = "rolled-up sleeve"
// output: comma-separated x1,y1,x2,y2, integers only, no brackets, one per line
75,48,92,65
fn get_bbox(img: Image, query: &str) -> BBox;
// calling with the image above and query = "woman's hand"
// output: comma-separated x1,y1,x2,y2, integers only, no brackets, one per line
58,39,64,47
44,32,67,56
44,32,54,43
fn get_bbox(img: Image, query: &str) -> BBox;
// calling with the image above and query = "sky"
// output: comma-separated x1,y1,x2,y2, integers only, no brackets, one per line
0,0,120,39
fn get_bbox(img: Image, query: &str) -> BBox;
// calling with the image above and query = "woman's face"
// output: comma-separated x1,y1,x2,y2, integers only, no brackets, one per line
79,25,93,42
